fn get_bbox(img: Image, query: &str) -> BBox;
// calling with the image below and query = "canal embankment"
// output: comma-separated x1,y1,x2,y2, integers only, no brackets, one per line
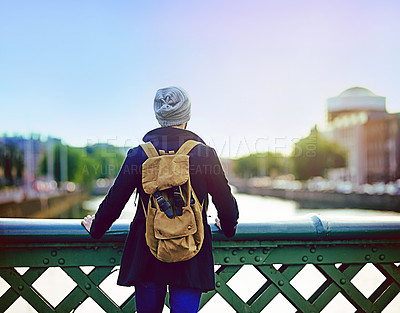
232,179,400,212
0,191,89,218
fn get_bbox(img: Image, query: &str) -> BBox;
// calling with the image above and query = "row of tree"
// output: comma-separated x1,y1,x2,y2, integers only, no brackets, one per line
2,127,346,190
0,139,126,191
39,143,125,189
234,128,347,181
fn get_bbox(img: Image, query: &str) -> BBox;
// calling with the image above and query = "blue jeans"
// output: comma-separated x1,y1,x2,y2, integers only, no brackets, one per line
135,282,202,313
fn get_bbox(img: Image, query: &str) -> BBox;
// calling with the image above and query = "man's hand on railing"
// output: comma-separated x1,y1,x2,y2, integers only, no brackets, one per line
215,217,221,230
81,215,95,233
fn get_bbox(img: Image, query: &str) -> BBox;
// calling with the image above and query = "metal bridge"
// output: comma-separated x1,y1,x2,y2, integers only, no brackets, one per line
1,215,400,312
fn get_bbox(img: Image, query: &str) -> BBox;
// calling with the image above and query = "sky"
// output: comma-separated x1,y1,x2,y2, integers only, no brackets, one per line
1,0,400,158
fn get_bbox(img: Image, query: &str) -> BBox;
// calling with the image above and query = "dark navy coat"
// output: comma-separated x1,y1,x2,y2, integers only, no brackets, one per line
90,127,239,291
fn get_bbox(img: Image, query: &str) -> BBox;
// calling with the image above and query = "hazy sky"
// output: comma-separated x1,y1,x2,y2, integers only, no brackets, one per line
1,0,400,157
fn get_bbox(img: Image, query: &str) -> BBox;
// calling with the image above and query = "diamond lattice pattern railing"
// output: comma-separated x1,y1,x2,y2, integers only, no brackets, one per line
1,217,400,312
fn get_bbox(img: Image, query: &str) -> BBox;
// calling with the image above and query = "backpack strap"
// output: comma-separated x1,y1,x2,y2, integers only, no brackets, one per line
176,140,201,155
140,197,147,218
140,142,159,158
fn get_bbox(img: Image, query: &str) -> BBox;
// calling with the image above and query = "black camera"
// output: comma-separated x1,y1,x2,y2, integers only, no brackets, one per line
173,186,185,216
153,190,174,219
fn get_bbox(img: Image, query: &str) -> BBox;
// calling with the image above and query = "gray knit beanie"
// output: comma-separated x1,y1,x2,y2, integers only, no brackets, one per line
154,86,191,127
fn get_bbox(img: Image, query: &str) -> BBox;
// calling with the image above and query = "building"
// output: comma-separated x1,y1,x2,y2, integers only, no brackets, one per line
324,87,400,185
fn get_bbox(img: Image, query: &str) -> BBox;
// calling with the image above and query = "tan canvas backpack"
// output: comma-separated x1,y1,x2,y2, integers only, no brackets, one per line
140,140,205,263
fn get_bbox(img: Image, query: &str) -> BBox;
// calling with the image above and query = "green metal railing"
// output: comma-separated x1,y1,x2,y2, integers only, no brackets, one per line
1,215,400,312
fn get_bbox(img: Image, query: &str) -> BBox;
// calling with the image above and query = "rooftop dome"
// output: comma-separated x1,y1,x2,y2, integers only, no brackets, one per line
338,87,376,98
327,86,386,114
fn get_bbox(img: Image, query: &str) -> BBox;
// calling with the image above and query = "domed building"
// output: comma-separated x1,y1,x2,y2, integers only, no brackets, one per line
327,87,386,122
324,87,400,185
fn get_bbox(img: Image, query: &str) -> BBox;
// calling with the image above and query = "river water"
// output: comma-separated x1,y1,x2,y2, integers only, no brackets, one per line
3,191,400,312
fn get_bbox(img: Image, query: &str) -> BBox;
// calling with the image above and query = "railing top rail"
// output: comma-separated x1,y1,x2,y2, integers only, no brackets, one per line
1,214,400,245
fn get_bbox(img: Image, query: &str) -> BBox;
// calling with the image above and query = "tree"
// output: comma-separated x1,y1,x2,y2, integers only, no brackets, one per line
0,140,24,187
291,127,347,181
234,151,289,178
39,143,125,190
